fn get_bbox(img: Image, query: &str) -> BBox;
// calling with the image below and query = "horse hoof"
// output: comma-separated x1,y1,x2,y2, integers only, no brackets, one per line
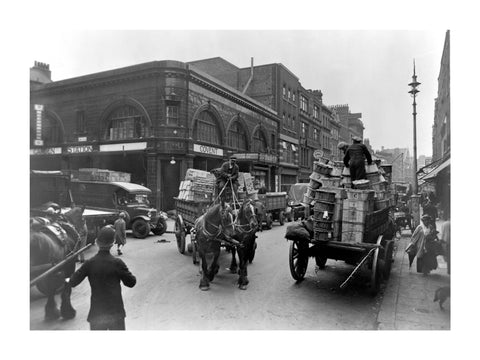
239,284,248,290
61,308,76,320
45,309,61,321
200,285,210,291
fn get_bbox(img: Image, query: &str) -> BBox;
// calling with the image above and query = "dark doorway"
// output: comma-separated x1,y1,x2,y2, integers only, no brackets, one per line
161,160,180,211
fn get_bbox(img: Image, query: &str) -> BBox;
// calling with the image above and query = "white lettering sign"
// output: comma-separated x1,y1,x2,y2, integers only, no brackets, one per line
67,145,93,154
34,104,44,141
30,147,61,155
193,144,223,157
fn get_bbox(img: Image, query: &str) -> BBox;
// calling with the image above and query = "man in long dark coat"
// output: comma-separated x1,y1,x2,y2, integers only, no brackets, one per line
69,225,136,330
343,136,373,182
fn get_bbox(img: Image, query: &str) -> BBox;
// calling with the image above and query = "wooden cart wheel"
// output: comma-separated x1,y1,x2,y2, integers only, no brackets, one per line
369,246,381,296
382,239,394,280
289,240,309,281
279,210,285,225
174,215,186,254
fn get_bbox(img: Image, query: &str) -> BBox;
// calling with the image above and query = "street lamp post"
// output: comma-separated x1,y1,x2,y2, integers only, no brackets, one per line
408,60,421,227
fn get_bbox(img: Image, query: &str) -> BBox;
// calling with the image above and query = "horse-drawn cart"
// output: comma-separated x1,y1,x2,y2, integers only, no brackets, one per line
286,179,397,295
288,204,395,295
255,192,288,229
173,197,210,262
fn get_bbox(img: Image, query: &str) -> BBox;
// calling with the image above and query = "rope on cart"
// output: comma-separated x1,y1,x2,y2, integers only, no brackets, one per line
339,246,377,290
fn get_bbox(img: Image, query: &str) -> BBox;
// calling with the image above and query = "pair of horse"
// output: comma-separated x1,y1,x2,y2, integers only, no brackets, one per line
194,199,258,291
30,206,86,321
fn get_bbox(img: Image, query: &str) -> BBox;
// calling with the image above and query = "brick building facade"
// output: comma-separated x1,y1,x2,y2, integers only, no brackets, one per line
30,60,279,211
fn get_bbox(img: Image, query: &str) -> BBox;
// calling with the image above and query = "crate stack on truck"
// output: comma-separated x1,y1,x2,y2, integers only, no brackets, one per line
72,168,131,183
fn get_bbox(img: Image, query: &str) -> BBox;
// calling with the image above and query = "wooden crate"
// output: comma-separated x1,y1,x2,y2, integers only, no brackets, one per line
341,221,365,244
321,187,347,200
343,198,374,212
314,219,333,231
313,229,332,242
342,207,369,224
313,210,334,221
320,177,341,188
345,189,375,201
314,200,335,213
315,190,336,203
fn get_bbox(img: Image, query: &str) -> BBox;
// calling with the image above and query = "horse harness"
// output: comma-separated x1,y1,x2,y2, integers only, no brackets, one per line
31,217,82,257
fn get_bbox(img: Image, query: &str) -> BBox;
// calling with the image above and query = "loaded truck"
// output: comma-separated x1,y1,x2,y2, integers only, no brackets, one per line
70,179,168,238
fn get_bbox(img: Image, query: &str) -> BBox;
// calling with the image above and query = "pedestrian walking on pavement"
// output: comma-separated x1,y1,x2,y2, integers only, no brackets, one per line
114,212,127,255
406,214,440,275
68,225,136,330
343,136,373,184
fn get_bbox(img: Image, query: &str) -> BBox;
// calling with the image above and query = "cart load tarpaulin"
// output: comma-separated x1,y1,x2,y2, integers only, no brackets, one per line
288,183,309,204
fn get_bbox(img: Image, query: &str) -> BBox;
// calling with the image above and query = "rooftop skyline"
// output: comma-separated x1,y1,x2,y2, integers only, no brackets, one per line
28,30,446,157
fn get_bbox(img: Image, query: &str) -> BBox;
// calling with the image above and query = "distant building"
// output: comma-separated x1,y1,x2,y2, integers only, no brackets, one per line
30,60,279,210
374,147,411,184
432,30,450,162
420,30,450,214
329,104,364,144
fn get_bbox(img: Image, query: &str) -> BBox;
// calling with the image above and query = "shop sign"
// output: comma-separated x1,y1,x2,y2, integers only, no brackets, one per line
30,147,61,155
164,141,185,150
259,153,278,163
193,143,223,157
67,145,93,154
99,142,147,152
34,104,44,143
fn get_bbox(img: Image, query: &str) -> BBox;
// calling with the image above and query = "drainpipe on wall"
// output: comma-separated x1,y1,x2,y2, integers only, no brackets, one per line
242,57,254,94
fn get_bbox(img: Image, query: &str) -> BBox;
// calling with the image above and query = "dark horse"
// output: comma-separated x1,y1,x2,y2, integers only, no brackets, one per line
30,206,85,320
194,204,236,291
227,199,259,290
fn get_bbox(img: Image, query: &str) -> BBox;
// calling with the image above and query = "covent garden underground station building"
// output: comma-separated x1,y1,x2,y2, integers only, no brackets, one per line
30,60,289,211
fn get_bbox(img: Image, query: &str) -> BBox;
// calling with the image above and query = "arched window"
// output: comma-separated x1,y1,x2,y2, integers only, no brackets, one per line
227,121,247,151
193,111,221,145
105,105,148,140
42,115,63,145
252,128,268,153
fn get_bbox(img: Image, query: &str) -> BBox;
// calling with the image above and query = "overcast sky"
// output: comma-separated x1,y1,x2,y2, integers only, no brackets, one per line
29,30,446,157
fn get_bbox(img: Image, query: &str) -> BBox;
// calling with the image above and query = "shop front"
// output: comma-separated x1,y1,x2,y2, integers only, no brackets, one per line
232,152,278,192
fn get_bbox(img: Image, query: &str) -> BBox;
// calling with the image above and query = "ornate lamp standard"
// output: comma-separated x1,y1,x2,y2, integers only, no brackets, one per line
408,60,421,227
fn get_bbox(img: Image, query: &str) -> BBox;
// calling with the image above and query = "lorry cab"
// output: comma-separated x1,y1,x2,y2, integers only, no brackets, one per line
70,180,167,238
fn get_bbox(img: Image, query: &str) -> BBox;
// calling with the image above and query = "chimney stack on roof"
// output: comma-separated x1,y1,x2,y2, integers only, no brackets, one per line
30,61,52,84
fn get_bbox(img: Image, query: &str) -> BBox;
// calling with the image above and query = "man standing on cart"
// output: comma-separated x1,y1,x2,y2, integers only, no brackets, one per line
343,136,373,184
216,155,240,205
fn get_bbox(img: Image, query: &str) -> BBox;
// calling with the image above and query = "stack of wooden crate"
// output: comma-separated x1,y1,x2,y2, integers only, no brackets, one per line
178,168,215,202
312,190,336,242
341,189,375,244
77,168,131,182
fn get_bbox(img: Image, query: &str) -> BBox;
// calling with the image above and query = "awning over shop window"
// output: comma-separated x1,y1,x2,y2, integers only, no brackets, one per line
421,158,450,181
